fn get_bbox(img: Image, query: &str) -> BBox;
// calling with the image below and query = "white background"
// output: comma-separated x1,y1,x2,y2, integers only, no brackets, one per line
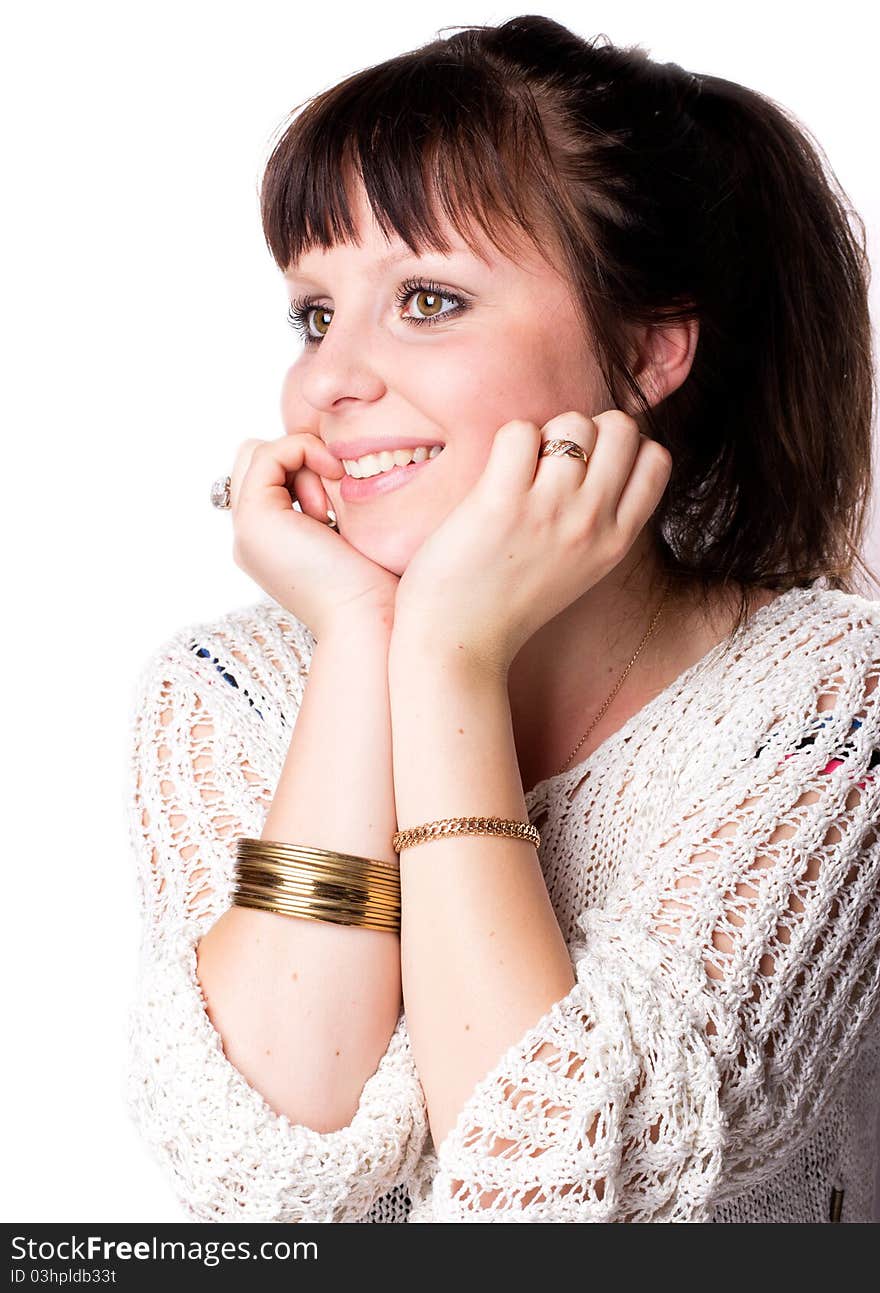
2,0,878,1221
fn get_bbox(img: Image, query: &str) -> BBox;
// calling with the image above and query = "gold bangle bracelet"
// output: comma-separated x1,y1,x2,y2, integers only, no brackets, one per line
232,881,400,931
234,874,400,912
234,872,399,909
235,860,399,900
233,888,400,932
235,855,400,891
235,859,399,904
235,856,400,890
233,837,401,933
237,837,400,874
234,882,400,922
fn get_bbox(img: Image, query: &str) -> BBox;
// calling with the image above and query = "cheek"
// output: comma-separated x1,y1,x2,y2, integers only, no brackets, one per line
280,364,297,411
431,338,538,464
491,326,608,428
279,363,313,430
472,322,582,421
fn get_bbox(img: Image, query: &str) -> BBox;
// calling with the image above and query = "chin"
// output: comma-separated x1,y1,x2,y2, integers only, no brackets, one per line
340,527,418,578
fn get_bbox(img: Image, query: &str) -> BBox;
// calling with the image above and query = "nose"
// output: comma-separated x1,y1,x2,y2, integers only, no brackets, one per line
297,313,388,412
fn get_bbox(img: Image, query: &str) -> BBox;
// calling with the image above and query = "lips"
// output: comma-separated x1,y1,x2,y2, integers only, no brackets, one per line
338,449,443,503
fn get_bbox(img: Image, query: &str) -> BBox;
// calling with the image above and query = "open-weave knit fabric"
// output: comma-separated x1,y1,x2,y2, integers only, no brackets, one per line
124,576,880,1222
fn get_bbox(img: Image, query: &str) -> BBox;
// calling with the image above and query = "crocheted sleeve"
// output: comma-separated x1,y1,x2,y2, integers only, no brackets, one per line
124,617,428,1222
429,617,880,1221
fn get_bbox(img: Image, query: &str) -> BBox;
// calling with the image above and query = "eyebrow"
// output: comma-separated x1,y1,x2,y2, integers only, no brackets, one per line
283,246,482,281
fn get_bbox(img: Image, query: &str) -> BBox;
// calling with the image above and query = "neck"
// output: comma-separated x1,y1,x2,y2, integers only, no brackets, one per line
506,541,684,782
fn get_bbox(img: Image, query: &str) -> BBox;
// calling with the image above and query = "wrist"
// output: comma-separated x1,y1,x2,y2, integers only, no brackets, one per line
389,621,509,686
318,608,394,650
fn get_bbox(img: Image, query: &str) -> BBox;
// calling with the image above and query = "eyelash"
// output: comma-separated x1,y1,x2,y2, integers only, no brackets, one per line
286,277,469,347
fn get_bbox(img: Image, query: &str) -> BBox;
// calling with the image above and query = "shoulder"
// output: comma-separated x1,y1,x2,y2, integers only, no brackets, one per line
763,583,880,709
663,582,880,811
722,581,880,683
775,580,880,640
128,596,317,728
738,583,880,728
678,581,880,737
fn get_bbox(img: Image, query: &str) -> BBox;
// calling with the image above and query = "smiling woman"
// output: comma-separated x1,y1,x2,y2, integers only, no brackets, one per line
259,16,875,623
272,187,624,577
125,14,880,1225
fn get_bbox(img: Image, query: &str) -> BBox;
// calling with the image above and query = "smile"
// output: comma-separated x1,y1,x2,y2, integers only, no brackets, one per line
339,446,445,503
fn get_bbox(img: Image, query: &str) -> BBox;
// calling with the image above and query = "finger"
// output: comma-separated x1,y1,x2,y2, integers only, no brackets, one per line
574,411,643,521
481,419,545,495
615,436,673,540
229,438,265,513
238,432,343,516
533,412,597,495
294,463,336,523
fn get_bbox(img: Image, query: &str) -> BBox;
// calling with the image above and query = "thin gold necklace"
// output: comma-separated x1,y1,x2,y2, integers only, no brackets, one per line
551,576,673,780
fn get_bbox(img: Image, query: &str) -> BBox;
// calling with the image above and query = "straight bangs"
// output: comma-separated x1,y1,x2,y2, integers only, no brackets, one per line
259,48,565,274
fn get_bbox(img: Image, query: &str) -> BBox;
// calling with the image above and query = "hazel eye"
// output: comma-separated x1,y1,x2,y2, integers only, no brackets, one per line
395,277,465,326
286,276,470,348
287,301,332,341
310,307,332,337
404,289,452,320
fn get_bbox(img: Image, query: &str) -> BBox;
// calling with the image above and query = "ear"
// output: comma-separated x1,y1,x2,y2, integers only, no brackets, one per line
624,317,700,412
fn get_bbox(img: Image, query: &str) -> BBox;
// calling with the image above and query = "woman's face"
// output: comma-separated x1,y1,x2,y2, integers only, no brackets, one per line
280,180,610,575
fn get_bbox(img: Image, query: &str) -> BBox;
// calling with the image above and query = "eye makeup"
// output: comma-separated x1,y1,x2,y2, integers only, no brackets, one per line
286,276,471,346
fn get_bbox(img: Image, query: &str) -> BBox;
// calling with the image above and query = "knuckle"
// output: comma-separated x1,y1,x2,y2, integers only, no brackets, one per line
595,409,639,433
644,439,673,481
499,418,539,435
236,437,263,465
654,441,674,471
545,410,593,435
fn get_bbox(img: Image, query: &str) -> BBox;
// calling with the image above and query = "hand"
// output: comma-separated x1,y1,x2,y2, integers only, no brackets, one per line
231,431,400,640
390,410,673,675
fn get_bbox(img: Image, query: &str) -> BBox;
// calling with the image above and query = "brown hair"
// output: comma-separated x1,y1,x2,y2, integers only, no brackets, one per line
259,14,878,640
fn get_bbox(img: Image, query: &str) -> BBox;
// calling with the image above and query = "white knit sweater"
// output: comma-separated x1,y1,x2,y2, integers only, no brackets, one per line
124,576,880,1223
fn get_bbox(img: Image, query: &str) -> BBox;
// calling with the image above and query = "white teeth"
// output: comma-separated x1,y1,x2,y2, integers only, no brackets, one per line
343,444,444,478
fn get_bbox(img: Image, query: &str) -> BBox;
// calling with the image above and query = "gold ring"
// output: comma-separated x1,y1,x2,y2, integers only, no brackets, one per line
538,438,589,463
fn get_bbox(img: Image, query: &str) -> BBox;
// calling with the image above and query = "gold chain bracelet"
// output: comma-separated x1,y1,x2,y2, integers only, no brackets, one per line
392,815,541,854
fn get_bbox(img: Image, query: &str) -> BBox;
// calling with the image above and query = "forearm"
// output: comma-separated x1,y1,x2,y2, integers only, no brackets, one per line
196,614,402,1134
388,634,575,1152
